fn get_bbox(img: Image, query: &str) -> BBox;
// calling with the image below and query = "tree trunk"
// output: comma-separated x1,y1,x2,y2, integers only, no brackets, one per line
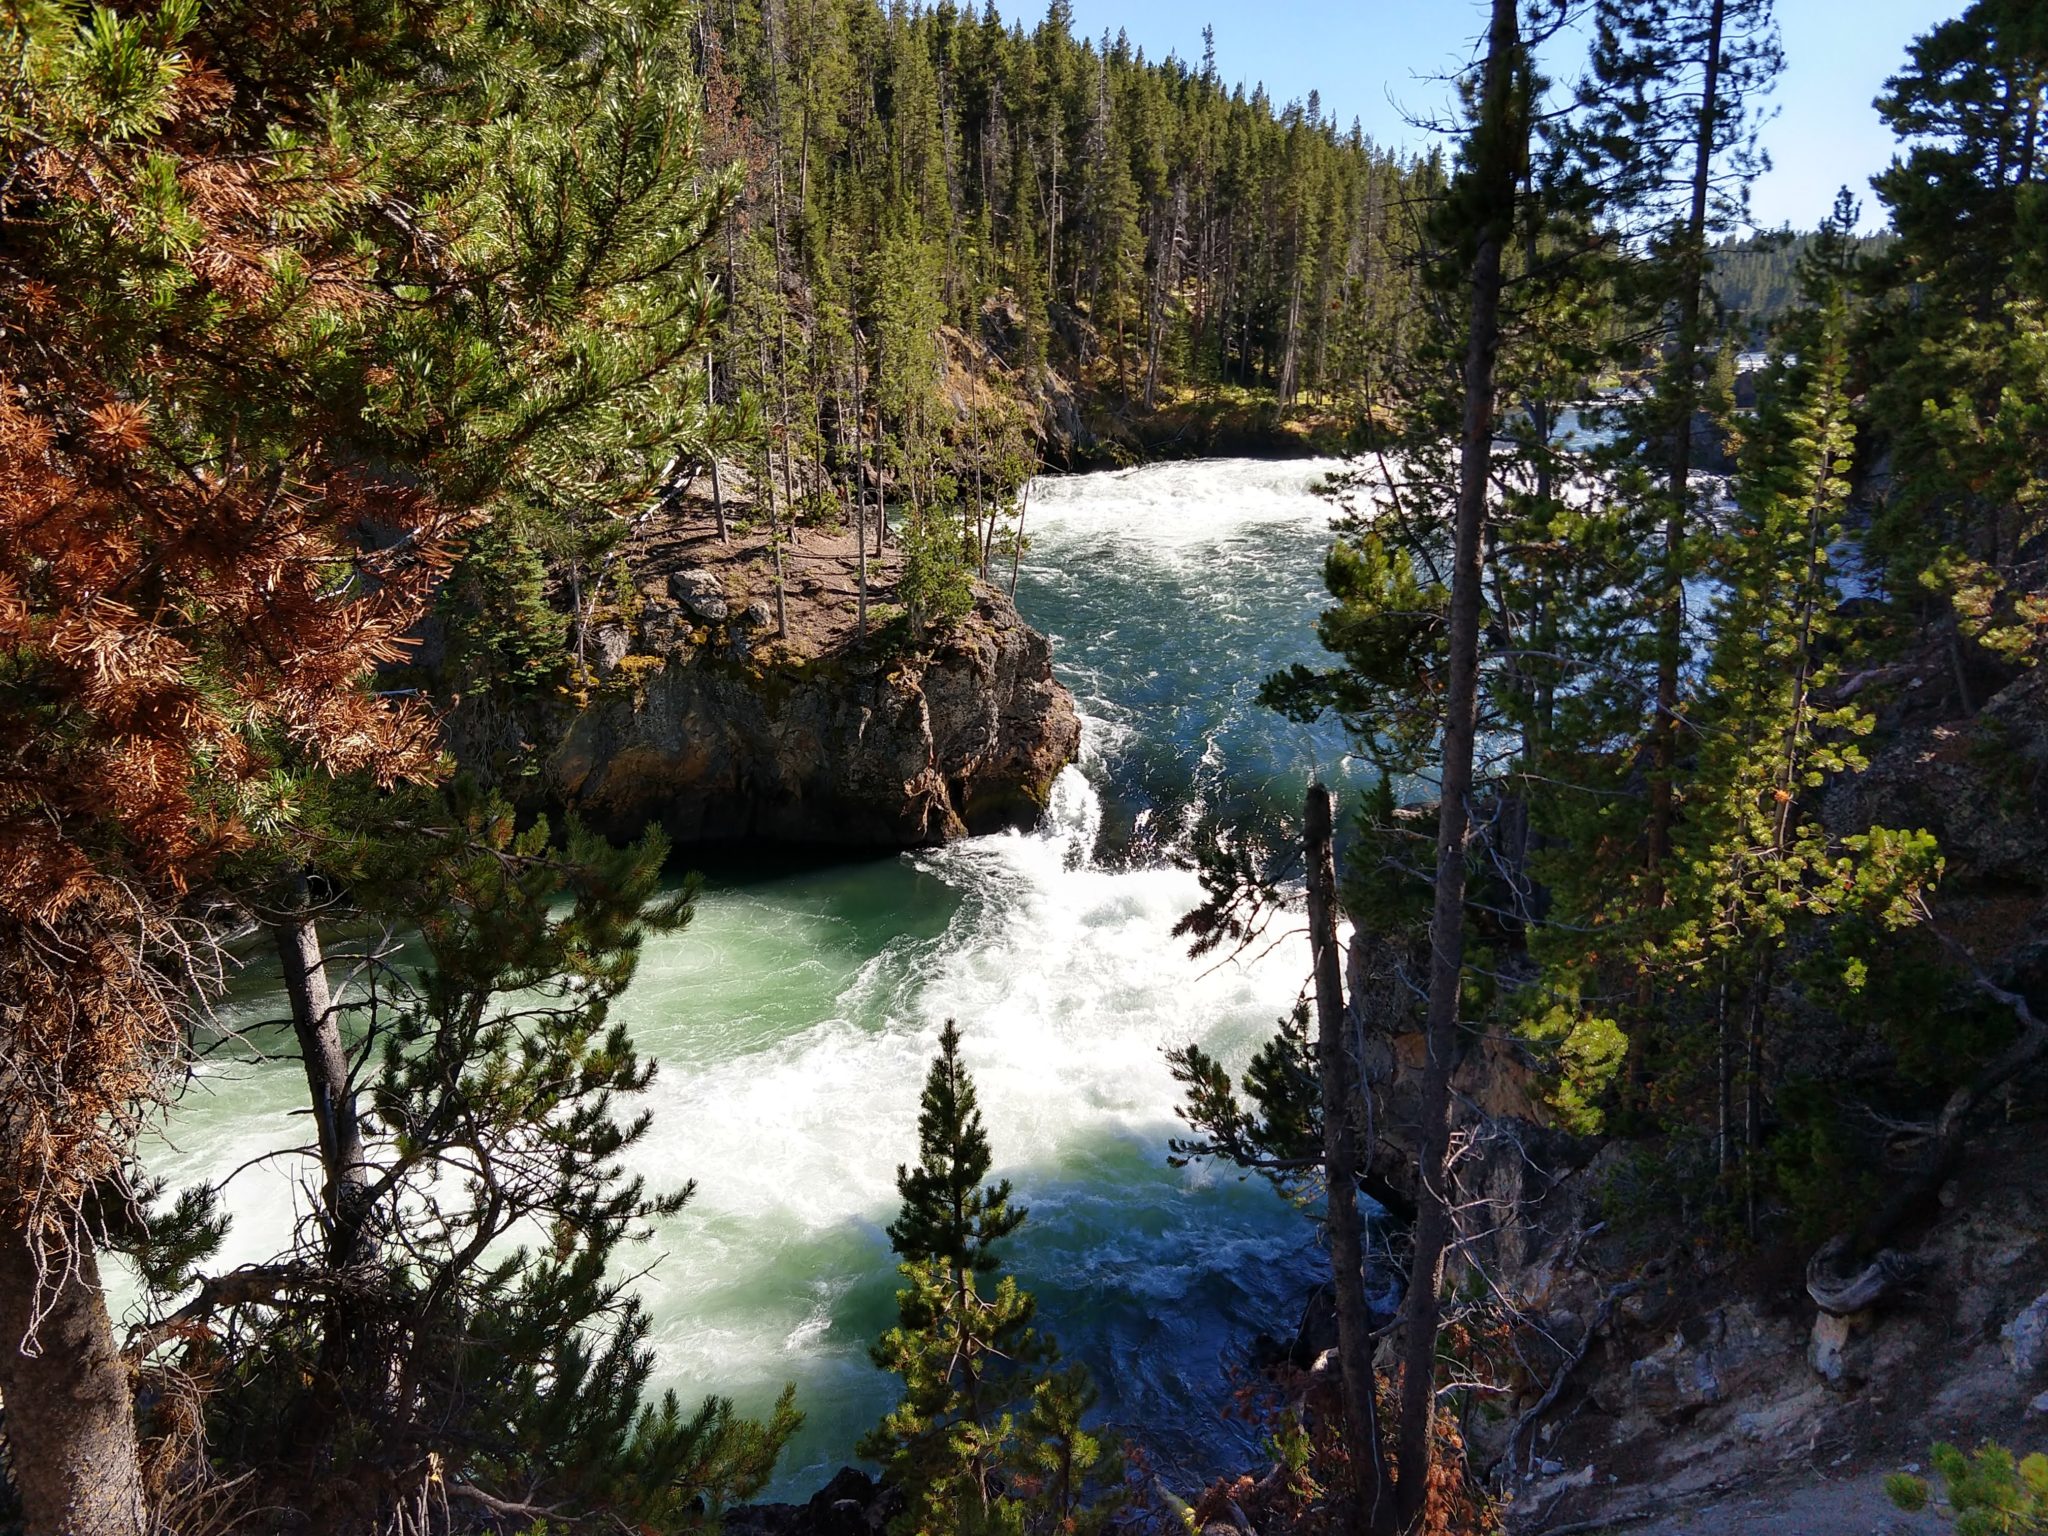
1278,233,1303,406
1743,948,1773,1238
0,1225,145,1536
853,336,869,639
760,422,790,640
872,335,887,559
270,883,369,1264
1008,473,1032,601
1305,785,1395,1536
707,353,729,542
1047,137,1060,298
1395,0,1520,1522
1715,975,1734,1179
1646,0,1728,883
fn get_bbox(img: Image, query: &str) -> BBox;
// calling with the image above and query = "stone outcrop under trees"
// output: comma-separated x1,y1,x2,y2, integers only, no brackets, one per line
443,518,1080,851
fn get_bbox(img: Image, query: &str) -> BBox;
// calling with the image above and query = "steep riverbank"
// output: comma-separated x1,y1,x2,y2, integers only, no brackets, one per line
952,301,1367,470
443,503,1080,850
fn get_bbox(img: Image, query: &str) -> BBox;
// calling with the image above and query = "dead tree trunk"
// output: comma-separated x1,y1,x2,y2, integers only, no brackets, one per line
270,875,369,1264
1008,471,1033,601
707,352,729,542
1306,784,1395,1536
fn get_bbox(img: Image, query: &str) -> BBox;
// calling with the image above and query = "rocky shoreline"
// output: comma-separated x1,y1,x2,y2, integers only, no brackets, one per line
443,527,1080,852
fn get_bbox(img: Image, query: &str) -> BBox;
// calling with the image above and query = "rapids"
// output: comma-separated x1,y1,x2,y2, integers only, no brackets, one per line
140,457,1370,1496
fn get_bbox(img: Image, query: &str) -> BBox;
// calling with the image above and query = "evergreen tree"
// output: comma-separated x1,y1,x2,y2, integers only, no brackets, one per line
697,0,1433,509
862,1022,1115,1536
1645,206,1941,1225
0,3,464,1523
1864,0,2048,680
1560,0,1786,1022
128,800,802,1529
0,0,753,1523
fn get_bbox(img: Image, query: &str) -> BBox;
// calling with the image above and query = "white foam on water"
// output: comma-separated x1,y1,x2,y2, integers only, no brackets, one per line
1027,456,1359,543
122,456,1362,1494
616,765,1313,1434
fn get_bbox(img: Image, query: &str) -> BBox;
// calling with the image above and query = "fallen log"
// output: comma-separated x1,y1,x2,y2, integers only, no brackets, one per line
1804,926,2046,1313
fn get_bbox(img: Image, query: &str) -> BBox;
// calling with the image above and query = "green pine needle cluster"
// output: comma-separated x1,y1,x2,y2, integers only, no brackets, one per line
862,1021,1121,1536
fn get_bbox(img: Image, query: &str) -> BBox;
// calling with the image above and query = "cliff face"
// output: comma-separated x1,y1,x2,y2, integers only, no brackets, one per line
445,572,1080,851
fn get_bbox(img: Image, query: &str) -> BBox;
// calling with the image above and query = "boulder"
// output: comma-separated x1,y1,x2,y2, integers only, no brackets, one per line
639,597,689,653
670,568,731,622
589,621,631,675
1623,1305,1794,1421
724,1467,899,1536
1808,1309,1858,1385
2002,1291,2048,1382
1627,1346,1722,1416
1289,1283,1340,1369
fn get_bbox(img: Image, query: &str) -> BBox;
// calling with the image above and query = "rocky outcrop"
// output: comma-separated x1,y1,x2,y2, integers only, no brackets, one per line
445,573,1079,850
1496,1118,2048,1533
1829,660,2048,1004
1835,661,2048,890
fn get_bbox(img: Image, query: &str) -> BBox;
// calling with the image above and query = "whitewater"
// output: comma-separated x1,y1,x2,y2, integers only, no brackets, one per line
136,457,1368,1495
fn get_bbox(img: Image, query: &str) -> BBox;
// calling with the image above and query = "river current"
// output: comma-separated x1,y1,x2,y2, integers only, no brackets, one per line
143,457,1369,1495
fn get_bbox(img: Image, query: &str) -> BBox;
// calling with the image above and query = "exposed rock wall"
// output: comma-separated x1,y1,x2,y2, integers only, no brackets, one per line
444,573,1079,851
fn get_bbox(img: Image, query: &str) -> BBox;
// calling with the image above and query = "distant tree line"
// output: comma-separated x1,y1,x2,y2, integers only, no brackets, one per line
1711,228,1896,338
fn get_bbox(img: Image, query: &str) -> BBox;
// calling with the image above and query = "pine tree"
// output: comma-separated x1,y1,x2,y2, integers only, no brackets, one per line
863,1021,1036,1529
1573,0,1784,889
130,801,802,1528
862,1022,1113,1536
1864,0,2048,680
1652,206,1942,1227
699,0,1433,479
0,4,464,1523
1388,2,1530,1517
0,0,744,1523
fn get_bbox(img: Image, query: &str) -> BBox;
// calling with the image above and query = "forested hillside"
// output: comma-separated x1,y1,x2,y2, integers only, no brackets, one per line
1710,228,1894,336
696,0,1434,471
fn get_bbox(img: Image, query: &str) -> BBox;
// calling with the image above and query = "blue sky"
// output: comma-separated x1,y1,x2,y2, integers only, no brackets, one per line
1016,0,1962,232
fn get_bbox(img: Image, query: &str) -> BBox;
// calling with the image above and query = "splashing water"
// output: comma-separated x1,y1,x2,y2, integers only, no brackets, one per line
140,457,1367,1496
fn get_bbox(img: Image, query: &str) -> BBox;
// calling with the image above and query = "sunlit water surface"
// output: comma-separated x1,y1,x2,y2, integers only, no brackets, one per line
147,458,1374,1496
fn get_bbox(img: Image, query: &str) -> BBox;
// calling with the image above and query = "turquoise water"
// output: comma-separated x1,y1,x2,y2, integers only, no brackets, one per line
146,458,1367,1496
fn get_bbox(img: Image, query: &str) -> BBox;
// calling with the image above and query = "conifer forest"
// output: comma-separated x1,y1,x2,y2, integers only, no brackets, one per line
4,1,2048,1534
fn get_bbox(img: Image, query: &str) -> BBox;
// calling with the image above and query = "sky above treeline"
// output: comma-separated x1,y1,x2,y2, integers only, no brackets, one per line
1005,0,1960,233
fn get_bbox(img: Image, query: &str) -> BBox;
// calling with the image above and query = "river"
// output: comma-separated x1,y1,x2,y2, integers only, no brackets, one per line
140,457,1371,1497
